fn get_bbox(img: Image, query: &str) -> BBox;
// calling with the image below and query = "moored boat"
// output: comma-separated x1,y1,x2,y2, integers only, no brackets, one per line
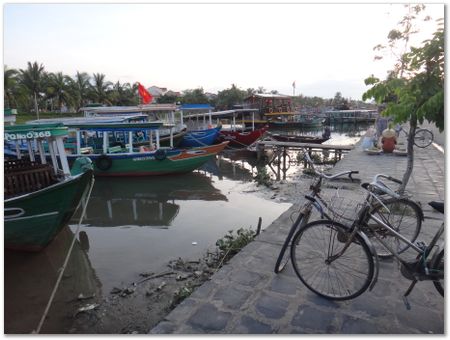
29,120,229,176
179,104,222,147
268,132,330,144
4,123,94,251
79,104,187,147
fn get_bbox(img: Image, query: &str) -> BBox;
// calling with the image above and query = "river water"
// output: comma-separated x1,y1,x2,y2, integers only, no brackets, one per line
4,122,370,333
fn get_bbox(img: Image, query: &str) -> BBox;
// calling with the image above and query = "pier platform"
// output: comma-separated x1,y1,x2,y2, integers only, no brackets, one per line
150,137,445,334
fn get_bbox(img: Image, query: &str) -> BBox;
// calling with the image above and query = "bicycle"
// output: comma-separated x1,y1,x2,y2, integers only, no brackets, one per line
291,174,444,306
395,125,434,148
273,151,359,273
274,151,423,273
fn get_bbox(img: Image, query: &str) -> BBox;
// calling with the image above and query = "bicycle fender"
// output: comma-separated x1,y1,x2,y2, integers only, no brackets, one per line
357,230,380,291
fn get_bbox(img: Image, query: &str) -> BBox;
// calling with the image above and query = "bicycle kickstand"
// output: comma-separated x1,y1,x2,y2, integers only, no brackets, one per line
402,280,417,310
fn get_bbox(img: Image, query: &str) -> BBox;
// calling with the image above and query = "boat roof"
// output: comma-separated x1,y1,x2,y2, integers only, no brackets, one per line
26,114,150,126
67,121,169,131
183,108,259,119
5,123,68,141
79,104,178,113
179,104,214,111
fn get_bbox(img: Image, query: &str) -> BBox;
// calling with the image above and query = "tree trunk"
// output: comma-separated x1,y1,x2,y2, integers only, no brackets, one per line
34,92,39,120
399,114,418,194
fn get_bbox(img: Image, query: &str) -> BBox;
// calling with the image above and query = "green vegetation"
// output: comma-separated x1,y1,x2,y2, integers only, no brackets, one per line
253,166,273,187
362,4,444,192
5,60,375,120
215,228,256,264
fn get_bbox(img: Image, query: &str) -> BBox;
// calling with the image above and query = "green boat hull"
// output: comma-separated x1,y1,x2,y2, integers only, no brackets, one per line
91,153,214,176
4,170,94,251
68,142,229,177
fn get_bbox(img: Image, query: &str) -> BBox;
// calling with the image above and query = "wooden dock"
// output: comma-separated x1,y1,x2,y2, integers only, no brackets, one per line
255,140,354,180
255,140,353,161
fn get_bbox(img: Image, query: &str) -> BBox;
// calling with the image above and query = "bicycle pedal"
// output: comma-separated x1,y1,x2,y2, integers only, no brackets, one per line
402,296,411,310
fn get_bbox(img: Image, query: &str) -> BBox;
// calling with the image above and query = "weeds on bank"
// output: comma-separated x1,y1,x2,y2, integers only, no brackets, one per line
170,227,256,306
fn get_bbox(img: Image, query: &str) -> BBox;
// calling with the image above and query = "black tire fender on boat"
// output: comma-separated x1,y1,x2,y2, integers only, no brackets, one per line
154,149,167,161
96,154,113,171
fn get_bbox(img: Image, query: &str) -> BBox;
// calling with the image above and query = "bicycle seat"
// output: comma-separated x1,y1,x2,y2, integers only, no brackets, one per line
429,201,444,214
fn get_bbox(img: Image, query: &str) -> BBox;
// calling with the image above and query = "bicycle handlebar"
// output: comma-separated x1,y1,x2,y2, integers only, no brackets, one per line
303,149,359,180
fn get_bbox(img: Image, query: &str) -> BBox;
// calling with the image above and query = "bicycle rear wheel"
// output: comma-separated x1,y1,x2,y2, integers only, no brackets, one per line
367,198,422,258
414,128,433,148
291,220,374,300
432,248,444,297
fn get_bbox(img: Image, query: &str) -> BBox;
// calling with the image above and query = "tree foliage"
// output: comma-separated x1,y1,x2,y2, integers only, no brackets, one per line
180,88,209,104
215,84,247,110
362,5,444,192
363,6,444,131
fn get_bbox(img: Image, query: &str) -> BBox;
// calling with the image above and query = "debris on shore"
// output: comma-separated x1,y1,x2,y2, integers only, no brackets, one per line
69,227,257,334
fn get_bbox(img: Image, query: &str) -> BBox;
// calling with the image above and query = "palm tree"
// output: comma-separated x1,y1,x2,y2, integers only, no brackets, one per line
47,72,73,112
4,65,18,108
91,73,112,105
110,81,136,106
19,61,46,118
67,71,91,111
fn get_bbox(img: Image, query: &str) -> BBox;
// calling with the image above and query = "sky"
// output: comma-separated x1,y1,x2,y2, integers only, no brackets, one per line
2,2,445,101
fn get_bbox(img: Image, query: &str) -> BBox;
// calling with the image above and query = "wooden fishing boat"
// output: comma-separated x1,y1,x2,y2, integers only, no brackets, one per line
268,133,330,144
29,120,229,176
4,123,94,251
179,126,221,147
179,104,222,147
218,126,269,146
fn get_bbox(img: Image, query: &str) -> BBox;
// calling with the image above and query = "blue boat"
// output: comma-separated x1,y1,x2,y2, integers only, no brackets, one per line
180,126,222,147
179,104,222,147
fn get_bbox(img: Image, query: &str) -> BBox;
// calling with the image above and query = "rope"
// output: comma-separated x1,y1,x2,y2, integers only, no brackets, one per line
33,176,95,334
186,131,209,147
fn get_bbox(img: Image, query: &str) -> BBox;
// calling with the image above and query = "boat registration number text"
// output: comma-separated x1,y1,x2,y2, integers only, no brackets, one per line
5,131,52,141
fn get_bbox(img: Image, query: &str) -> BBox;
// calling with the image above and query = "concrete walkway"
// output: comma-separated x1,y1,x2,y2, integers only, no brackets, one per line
150,139,445,334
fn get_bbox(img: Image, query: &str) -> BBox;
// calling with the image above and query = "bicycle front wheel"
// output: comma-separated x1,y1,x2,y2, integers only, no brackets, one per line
414,128,433,148
432,248,444,297
291,220,374,300
367,198,422,258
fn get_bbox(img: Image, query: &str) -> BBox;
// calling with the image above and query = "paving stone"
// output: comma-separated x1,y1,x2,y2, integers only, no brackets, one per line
229,269,268,287
255,292,289,319
232,315,274,334
393,303,444,334
186,303,232,332
291,305,336,332
339,315,381,334
212,286,252,310
269,276,298,295
306,293,341,309
149,321,176,334
190,280,217,300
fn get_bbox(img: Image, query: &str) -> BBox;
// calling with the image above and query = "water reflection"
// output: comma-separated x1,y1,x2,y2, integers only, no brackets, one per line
82,174,227,228
4,227,101,334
